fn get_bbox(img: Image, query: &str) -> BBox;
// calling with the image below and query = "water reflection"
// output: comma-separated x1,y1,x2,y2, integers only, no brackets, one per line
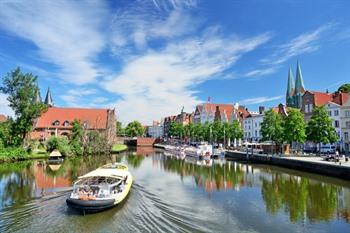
0,150,350,228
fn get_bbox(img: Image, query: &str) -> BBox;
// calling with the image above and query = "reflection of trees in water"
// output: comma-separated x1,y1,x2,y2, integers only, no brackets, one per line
261,174,340,222
161,156,245,192
126,154,145,168
0,161,35,208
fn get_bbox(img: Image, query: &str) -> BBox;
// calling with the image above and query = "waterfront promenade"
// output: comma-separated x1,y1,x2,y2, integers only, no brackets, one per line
225,150,350,180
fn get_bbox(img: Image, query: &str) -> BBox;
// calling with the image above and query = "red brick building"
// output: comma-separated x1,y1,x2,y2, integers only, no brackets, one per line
30,107,116,143
0,114,7,123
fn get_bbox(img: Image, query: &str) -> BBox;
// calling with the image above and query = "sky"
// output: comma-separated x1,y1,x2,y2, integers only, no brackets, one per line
0,0,349,124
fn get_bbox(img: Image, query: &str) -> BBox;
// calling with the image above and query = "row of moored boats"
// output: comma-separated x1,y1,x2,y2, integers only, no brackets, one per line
164,143,225,160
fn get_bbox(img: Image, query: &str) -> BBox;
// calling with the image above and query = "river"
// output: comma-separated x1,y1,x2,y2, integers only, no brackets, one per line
0,148,350,233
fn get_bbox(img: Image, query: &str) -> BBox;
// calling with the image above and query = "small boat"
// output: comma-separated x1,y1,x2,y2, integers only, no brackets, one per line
164,145,186,158
213,144,225,158
48,149,64,164
184,143,213,160
66,163,133,213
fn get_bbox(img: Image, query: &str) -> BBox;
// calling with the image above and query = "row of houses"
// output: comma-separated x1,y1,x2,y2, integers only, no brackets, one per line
147,62,350,153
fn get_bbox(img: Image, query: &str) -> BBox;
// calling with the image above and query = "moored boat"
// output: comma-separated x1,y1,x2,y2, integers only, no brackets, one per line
66,163,133,213
184,143,213,160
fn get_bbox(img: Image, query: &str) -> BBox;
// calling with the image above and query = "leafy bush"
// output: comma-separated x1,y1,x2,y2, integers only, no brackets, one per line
0,147,28,162
70,141,83,156
83,131,110,155
46,136,71,156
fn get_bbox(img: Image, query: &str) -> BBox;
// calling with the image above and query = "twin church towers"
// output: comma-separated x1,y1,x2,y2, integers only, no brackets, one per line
286,61,306,109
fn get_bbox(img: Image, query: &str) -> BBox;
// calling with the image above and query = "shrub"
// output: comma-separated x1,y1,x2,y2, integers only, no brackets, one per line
46,136,71,156
0,147,28,162
70,141,83,156
83,131,110,155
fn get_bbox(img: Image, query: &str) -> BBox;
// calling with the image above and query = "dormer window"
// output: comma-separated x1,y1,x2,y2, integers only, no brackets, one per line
63,120,70,127
52,120,60,126
83,121,88,129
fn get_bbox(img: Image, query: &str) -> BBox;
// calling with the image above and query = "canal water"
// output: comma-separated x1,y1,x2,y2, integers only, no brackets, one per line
0,148,350,233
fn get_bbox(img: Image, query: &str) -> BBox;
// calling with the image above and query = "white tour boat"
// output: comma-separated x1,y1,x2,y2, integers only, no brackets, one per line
66,163,132,213
184,143,213,160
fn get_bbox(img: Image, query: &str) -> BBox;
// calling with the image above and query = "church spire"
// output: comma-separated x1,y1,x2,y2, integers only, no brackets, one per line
44,87,53,107
295,61,305,94
34,87,42,103
286,67,295,97
286,67,295,107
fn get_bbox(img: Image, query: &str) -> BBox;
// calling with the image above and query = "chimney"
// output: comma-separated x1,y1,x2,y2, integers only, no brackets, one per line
259,106,265,114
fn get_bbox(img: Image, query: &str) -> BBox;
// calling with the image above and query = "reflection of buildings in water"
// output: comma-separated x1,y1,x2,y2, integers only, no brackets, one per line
33,161,71,194
337,187,350,222
136,146,155,156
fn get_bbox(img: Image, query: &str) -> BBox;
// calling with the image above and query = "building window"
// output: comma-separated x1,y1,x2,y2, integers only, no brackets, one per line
334,110,339,116
305,105,309,113
328,111,332,117
346,110,350,118
63,120,70,127
52,120,60,126
255,130,257,137
335,120,339,128
345,132,349,141
255,122,257,128
346,122,350,129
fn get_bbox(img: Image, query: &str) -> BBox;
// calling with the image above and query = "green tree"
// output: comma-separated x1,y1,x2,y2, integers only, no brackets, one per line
125,121,145,137
116,121,125,136
168,121,184,139
306,106,338,149
70,120,83,155
261,109,284,147
338,83,350,93
284,108,306,152
226,120,243,146
0,68,47,144
0,120,12,147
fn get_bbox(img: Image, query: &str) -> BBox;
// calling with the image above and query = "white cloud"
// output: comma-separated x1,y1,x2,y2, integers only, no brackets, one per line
262,24,333,65
244,67,278,77
104,29,271,124
0,94,13,117
0,0,108,84
60,88,98,106
239,95,283,105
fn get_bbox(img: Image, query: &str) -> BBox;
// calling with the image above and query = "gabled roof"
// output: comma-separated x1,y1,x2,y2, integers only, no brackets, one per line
34,107,111,129
306,91,349,107
201,103,235,120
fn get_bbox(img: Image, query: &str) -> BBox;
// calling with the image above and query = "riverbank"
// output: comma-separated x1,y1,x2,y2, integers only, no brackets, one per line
111,144,128,153
0,151,48,163
226,150,350,180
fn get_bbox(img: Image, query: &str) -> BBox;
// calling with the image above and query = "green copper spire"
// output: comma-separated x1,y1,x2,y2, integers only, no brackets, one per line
286,67,295,97
295,61,305,94
286,67,295,107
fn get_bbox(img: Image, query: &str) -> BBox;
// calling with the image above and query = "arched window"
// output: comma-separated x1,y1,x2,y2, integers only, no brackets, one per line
63,120,70,127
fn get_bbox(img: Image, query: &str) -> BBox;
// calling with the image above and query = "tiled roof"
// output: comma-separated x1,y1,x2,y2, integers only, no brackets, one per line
308,91,349,107
202,103,235,120
34,107,110,129
0,114,7,122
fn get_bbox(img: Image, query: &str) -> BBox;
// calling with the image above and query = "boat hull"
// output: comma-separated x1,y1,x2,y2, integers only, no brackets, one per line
66,198,116,212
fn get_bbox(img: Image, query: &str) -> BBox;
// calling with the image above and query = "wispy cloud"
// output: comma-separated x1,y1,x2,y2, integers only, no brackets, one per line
0,0,108,84
104,26,271,123
262,24,333,65
239,95,283,105
244,67,279,78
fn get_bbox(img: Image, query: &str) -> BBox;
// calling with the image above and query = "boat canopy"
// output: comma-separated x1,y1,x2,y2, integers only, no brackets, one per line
78,168,129,180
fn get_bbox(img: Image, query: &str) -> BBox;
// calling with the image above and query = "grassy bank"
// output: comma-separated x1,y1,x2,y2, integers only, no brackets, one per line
111,144,128,153
0,149,48,163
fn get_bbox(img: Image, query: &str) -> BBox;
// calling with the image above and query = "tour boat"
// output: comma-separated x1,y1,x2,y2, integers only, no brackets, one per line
213,145,225,158
66,163,133,213
184,143,213,160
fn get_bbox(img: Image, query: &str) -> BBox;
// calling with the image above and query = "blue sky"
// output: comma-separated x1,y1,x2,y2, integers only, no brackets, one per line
0,0,349,124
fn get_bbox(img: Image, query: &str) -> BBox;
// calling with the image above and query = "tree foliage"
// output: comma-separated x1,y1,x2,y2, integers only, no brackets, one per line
116,121,125,136
284,108,306,144
0,67,47,144
261,109,284,145
125,121,145,137
306,106,338,145
338,83,350,93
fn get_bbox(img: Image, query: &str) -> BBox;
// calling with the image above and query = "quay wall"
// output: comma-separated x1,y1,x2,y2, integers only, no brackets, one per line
226,150,350,180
